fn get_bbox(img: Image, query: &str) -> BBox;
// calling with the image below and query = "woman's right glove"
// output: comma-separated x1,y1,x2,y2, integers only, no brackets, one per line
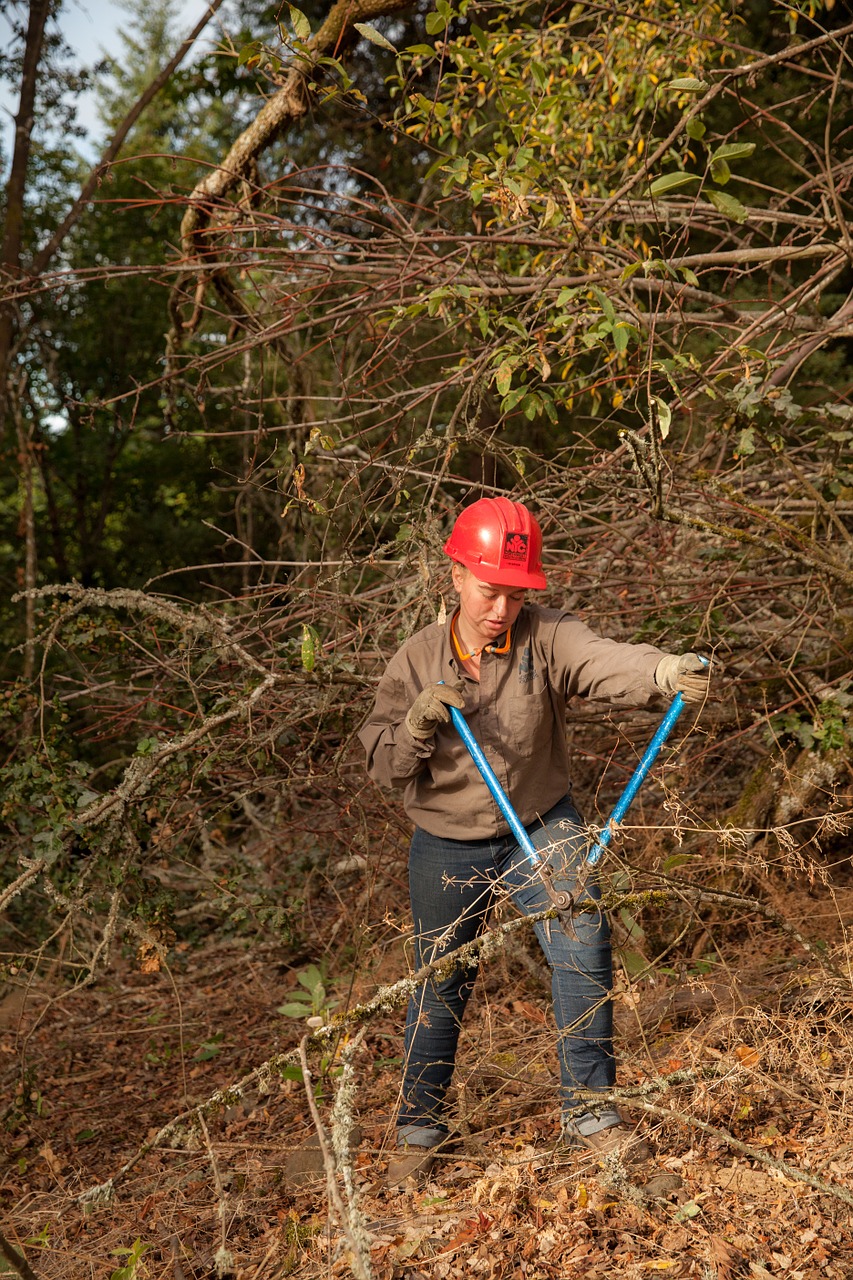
655,653,711,704
405,681,466,741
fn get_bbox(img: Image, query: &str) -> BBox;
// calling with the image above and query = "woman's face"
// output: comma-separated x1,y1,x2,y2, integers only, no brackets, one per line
452,563,525,649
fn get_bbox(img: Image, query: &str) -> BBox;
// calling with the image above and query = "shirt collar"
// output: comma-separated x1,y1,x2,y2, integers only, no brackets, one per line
450,609,513,662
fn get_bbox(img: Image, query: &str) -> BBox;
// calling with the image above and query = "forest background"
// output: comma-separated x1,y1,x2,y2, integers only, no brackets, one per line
1,0,853,1277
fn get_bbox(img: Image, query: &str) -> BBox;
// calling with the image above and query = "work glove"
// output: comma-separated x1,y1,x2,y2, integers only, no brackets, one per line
655,652,711,705
405,681,466,741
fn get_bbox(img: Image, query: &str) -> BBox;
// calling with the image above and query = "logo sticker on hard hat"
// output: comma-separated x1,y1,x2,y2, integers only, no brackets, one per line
503,533,529,563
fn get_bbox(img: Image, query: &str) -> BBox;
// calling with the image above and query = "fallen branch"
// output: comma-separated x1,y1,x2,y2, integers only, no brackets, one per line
666,881,852,986
198,1112,234,1280
634,1094,853,1208
567,1071,853,1208
78,903,555,1204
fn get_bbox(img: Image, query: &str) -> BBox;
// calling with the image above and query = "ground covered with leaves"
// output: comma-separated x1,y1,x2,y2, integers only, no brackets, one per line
3,839,853,1280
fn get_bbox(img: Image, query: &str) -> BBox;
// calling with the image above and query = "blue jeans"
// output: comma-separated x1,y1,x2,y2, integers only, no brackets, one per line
400,796,616,1134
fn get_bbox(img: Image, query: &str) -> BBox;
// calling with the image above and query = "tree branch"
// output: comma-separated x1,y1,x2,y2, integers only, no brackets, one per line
75,875,850,1205
179,0,415,262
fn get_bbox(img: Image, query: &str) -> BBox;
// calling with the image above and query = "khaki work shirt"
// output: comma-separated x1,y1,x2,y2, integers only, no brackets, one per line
359,604,666,840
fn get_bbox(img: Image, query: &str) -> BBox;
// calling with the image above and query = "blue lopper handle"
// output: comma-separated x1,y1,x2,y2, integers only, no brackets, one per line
585,692,684,866
585,655,709,865
447,703,544,871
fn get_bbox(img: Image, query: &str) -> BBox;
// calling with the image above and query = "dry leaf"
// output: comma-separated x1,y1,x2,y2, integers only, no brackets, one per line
709,1235,745,1279
442,1213,493,1252
733,1044,760,1068
511,999,547,1025
136,941,162,974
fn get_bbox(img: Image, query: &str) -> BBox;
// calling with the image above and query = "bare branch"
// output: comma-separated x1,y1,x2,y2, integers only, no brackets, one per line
29,0,228,280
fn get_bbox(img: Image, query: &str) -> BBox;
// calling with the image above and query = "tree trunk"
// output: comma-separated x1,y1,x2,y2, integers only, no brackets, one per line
0,0,51,434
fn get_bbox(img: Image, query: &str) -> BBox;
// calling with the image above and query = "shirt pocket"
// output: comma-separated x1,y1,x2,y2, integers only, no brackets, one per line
507,680,552,759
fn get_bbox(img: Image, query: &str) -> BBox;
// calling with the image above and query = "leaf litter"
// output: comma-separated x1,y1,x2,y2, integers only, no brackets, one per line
2,870,853,1278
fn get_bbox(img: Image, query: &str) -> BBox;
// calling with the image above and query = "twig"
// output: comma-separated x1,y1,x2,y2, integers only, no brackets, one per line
198,1113,231,1272
661,881,852,986
619,428,853,591
573,1066,853,1206
566,1069,853,1206
587,19,853,233
170,1235,188,1280
633,1094,853,1208
77,905,555,1203
0,860,45,916
28,2,226,278
330,1031,370,1237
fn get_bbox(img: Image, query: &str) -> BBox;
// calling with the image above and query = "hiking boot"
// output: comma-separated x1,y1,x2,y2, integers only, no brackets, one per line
570,1121,651,1166
386,1124,446,1189
386,1145,437,1186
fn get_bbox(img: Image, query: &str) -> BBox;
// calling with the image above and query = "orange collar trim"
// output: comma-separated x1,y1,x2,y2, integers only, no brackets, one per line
451,612,513,662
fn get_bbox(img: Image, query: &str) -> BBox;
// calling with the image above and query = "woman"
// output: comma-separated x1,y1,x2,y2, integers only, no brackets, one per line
360,496,710,1183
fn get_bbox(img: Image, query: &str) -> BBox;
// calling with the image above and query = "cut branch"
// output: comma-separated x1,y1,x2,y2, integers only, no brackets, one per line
76,880,849,1204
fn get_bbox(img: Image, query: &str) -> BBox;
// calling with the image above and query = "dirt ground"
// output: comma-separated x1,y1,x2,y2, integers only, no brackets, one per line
2,860,853,1280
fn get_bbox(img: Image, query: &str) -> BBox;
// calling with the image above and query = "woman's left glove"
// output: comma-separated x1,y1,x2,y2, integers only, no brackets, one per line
655,652,711,704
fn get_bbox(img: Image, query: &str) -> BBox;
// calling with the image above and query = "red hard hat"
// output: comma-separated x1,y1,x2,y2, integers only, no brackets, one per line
443,497,547,590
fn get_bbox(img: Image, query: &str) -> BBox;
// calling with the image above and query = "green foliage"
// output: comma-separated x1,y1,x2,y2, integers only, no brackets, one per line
769,696,851,754
288,6,312,41
648,130,756,210
300,624,322,672
219,880,301,942
0,737,96,868
278,963,339,1022
379,0,750,418
277,964,344,1100
109,1238,153,1280
397,0,732,201
353,21,397,52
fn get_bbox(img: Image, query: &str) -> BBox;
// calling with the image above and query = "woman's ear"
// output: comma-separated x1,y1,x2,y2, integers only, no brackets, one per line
451,562,465,593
